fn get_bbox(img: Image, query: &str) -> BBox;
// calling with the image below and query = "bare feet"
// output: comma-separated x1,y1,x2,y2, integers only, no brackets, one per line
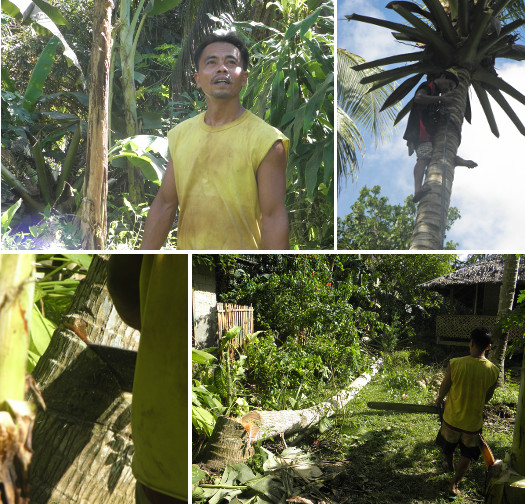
448,480,460,496
454,156,478,168
413,187,431,203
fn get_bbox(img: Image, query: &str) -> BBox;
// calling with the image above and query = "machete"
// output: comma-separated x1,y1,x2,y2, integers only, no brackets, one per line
367,401,440,415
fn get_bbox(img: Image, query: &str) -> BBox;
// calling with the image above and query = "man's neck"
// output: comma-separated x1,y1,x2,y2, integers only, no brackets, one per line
469,350,486,359
204,100,245,127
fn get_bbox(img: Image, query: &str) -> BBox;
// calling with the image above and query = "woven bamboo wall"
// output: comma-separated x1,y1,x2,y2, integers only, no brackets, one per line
436,314,524,345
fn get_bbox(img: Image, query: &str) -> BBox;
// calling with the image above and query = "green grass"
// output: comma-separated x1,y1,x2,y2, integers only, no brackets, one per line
302,359,517,504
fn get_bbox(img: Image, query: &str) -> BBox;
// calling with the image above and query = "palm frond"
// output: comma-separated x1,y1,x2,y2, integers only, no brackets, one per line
337,106,364,185
337,48,401,188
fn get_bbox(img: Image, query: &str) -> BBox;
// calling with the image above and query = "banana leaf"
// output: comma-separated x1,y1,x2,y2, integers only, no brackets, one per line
22,36,59,113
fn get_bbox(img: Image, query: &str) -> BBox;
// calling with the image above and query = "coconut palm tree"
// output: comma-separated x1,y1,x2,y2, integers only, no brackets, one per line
345,0,525,250
337,49,400,189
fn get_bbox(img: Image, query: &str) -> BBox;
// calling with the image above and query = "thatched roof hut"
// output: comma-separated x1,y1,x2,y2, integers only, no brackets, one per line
420,255,525,345
420,255,525,293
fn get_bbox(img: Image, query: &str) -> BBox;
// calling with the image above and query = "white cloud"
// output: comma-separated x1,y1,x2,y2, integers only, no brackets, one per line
449,62,525,249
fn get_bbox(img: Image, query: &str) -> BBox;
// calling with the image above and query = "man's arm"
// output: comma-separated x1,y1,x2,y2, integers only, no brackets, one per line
485,381,498,404
107,255,143,330
256,140,289,250
435,363,452,403
414,87,453,106
140,156,179,250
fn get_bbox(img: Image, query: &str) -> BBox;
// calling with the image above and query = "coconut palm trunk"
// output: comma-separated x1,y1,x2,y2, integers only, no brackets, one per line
29,255,140,503
200,359,382,470
410,69,470,250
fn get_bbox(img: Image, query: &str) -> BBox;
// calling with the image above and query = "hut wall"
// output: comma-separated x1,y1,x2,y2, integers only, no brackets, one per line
436,314,524,345
482,284,500,315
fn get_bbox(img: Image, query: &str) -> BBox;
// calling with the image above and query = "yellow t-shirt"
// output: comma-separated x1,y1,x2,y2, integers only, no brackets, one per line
443,355,499,432
167,110,289,250
132,255,188,500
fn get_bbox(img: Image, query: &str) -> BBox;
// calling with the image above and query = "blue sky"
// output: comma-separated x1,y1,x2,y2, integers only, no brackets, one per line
336,0,525,250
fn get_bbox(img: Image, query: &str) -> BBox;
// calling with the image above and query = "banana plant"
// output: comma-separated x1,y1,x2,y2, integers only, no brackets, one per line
2,35,86,212
115,0,183,204
0,254,36,504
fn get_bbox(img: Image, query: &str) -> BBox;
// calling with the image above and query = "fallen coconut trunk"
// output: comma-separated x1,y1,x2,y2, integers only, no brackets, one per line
201,359,382,469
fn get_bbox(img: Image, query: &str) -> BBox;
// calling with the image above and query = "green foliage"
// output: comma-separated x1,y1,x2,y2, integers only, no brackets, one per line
106,194,177,250
337,185,461,250
192,328,250,438
346,2,525,137
1,205,83,250
108,135,169,186
1,0,85,84
192,348,223,438
380,350,436,400
243,331,363,410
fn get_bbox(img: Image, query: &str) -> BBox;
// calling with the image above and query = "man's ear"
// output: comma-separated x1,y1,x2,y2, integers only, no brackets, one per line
194,72,201,89
241,70,249,87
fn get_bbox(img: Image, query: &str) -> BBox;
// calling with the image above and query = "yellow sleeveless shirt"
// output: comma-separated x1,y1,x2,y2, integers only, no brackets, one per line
443,355,499,432
167,110,289,250
132,255,188,500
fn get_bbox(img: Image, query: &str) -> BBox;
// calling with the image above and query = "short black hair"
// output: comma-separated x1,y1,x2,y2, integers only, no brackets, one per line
194,32,250,71
471,327,492,350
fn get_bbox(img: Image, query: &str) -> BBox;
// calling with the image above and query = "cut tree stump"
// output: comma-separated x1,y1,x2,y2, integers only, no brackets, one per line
200,360,382,470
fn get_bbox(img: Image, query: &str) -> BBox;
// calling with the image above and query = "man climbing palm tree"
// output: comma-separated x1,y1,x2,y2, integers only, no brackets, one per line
403,71,478,203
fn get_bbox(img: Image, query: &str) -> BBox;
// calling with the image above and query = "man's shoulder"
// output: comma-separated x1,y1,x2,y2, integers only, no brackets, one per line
167,113,204,137
243,110,284,134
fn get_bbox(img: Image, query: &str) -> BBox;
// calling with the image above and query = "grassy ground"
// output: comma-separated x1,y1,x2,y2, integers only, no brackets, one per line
302,356,518,504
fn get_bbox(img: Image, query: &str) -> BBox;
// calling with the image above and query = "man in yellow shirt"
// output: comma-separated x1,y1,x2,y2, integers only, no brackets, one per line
140,32,289,250
108,255,188,503
435,327,499,496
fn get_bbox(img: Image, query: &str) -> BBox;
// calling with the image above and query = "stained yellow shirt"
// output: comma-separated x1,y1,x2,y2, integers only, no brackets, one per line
132,255,188,500
443,355,499,432
167,110,289,250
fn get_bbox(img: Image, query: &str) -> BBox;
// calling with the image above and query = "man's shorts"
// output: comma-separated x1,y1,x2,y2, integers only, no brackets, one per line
435,422,481,461
415,141,433,162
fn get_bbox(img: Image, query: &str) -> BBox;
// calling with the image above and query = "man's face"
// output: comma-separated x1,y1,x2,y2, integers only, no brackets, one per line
194,42,248,100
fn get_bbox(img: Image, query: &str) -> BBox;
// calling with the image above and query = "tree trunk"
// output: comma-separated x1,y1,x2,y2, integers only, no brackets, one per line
489,254,520,387
410,68,470,250
79,0,113,250
512,346,525,476
29,255,141,503
200,360,382,470
119,0,144,205
485,344,525,503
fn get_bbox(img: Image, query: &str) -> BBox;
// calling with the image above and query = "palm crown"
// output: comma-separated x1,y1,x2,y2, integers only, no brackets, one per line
346,0,525,138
